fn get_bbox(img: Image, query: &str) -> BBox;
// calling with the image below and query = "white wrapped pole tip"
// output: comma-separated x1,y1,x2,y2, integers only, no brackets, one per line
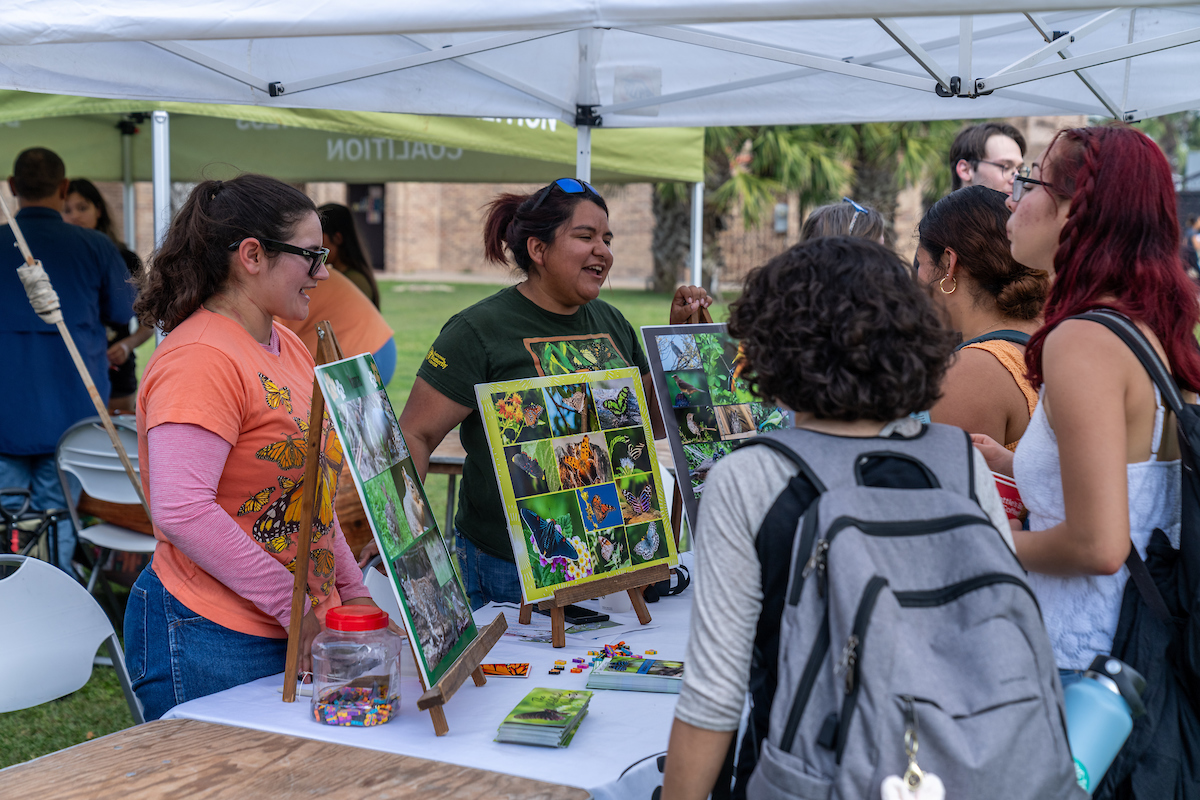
16,260,63,325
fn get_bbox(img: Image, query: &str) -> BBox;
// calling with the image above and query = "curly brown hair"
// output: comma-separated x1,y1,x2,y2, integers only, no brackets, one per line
729,237,956,421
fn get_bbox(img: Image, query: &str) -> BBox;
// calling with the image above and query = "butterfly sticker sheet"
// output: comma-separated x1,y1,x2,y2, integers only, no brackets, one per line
316,353,477,689
642,323,795,544
478,366,677,604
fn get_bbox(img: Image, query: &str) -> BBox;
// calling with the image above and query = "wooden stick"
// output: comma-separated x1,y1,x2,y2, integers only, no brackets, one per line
282,323,342,702
0,189,151,522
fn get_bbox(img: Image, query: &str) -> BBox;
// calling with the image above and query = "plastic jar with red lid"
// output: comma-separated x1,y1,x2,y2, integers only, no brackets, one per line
311,605,403,726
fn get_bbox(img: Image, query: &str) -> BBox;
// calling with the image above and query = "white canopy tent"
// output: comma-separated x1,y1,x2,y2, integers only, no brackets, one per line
4,1,1200,282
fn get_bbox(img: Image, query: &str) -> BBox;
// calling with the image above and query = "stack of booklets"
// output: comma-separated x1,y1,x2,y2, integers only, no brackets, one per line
586,657,684,693
495,688,593,747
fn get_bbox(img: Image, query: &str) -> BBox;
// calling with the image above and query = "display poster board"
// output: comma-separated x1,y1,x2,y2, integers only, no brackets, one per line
316,354,477,687
642,323,793,532
476,366,678,604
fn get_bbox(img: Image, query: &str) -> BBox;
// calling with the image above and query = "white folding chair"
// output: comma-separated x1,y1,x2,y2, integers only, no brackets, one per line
55,416,156,596
361,554,403,621
0,554,144,724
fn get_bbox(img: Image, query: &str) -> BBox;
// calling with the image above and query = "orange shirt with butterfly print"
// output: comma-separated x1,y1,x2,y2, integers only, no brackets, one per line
137,308,346,639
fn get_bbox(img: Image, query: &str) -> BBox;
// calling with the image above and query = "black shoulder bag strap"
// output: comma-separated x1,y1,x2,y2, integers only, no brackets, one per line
956,329,1032,351
1076,310,1177,622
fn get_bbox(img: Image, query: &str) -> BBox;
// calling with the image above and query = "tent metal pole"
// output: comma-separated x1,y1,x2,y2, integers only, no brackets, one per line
1024,12,1122,117
151,110,170,249
576,126,592,183
690,182,703,289
121,129,135,248
874,18,954,90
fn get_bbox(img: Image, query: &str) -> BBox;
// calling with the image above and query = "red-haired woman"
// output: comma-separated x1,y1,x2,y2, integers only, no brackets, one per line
975,125,1200,680
395,179,710,608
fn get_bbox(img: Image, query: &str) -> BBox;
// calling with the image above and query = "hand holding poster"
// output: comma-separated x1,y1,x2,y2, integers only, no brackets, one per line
477,366,678,604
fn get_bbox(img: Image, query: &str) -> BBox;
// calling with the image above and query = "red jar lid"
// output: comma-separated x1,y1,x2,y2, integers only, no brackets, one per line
325,605,389,631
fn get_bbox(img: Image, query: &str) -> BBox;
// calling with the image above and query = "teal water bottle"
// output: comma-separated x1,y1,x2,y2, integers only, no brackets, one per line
1063,656,1146,794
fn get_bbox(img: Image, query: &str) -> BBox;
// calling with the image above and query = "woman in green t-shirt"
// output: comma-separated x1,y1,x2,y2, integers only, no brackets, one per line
396,178,710,608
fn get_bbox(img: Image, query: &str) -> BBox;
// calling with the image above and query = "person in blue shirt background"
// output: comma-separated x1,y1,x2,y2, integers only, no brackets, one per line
0,147,135,571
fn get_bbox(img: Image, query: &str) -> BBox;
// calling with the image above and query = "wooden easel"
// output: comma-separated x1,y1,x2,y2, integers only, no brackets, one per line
282,321,508,736
517,562,670,647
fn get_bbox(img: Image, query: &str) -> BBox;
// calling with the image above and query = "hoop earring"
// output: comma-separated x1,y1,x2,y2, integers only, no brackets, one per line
939,276,957,295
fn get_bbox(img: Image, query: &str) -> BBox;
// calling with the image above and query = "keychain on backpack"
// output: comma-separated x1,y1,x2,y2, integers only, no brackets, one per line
881,698,945,800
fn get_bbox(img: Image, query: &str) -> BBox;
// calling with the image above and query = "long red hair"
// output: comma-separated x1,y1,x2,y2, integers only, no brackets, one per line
1025,125,1200,391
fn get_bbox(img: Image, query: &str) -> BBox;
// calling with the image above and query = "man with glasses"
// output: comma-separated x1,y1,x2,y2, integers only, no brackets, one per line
949,122,1027,195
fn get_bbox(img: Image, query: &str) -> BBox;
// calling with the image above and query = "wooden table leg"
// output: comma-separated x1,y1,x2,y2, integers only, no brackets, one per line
628,586,652,625
551,606,566,648
471,666,487,687
518,603,532,625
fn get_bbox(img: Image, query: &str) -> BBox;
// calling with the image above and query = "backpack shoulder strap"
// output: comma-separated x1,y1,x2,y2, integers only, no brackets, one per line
1073,310,1179,622
1074,310,1186,416
956,329,1031,350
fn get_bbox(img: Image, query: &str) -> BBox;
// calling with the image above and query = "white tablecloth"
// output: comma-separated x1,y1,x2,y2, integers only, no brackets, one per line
164,557,693,799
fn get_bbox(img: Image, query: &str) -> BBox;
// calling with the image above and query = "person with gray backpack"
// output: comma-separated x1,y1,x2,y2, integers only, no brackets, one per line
662,237,1084,800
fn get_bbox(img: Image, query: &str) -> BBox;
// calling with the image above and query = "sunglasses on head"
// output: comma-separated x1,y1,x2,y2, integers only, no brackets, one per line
227,237,330,278
842,197,868,235
529,178,602,213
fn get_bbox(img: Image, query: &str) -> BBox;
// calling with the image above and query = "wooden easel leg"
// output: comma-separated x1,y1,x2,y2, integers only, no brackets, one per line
670,483,684,550
628,586,653,625
428,705,449,737
518,603,532,625
551,607,566,648
470,666,487,687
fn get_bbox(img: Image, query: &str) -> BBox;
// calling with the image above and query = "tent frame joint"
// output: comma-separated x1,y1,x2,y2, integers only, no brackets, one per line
269,82,286,97
575,104,603,127
934,76,961,97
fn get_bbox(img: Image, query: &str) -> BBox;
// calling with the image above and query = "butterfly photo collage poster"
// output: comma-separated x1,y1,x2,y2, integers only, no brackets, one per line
477,366,678,604
316,354,478,688
642,323,793,537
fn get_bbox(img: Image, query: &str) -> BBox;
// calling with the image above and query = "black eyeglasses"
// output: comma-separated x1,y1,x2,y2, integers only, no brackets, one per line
1011,175,1056,203
227,237,330,278
529,178,602,214
974,159,1026,179
843,197,868,235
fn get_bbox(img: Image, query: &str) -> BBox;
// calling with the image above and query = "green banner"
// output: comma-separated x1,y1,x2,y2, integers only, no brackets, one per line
0,91,702,183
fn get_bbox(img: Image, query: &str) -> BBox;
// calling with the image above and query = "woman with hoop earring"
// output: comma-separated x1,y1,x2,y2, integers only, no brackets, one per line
913,186,1047,450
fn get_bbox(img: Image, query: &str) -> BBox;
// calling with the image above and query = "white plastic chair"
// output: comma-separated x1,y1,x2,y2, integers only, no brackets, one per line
55,416,156,595
362,554,403,621
0,554,144,724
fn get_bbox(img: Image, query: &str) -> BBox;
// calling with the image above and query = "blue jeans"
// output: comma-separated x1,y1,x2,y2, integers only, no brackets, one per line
125,563,288,721
373,338,397,386
456,531,523,610
0,452,80,571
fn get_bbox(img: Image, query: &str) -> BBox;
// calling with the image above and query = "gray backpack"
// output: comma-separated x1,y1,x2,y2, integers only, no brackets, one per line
744,425,1084,800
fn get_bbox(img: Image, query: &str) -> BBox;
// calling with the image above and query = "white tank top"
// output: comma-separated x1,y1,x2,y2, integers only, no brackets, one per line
1013,387,1181,669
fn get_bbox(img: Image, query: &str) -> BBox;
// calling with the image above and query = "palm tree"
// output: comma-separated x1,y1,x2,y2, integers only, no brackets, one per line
650,122,959,292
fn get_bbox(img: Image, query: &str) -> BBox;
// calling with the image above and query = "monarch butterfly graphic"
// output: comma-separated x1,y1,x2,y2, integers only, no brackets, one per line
603,386,631,416
258,373,293,413
293,416,310,444
237,486,275,516
310,548,335,577
256,432,305,471
523,404,544,428
252,427,343,553
480,663,531,678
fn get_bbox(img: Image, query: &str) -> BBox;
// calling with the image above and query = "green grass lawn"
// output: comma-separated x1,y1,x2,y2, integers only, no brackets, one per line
0,279,727,768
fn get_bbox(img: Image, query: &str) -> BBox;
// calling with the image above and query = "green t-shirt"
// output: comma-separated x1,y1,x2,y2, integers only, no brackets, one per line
417,285,650,560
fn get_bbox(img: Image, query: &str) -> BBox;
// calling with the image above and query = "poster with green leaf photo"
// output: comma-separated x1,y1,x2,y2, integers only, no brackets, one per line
477,366,678,604
642,323,793,535
316,354,477,688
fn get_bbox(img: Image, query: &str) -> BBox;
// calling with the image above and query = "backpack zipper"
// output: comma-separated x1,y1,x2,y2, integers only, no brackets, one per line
834,576,888,763
832,573,1039,764
788,506,821,605
791,514,989,604
893,572,1039,613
